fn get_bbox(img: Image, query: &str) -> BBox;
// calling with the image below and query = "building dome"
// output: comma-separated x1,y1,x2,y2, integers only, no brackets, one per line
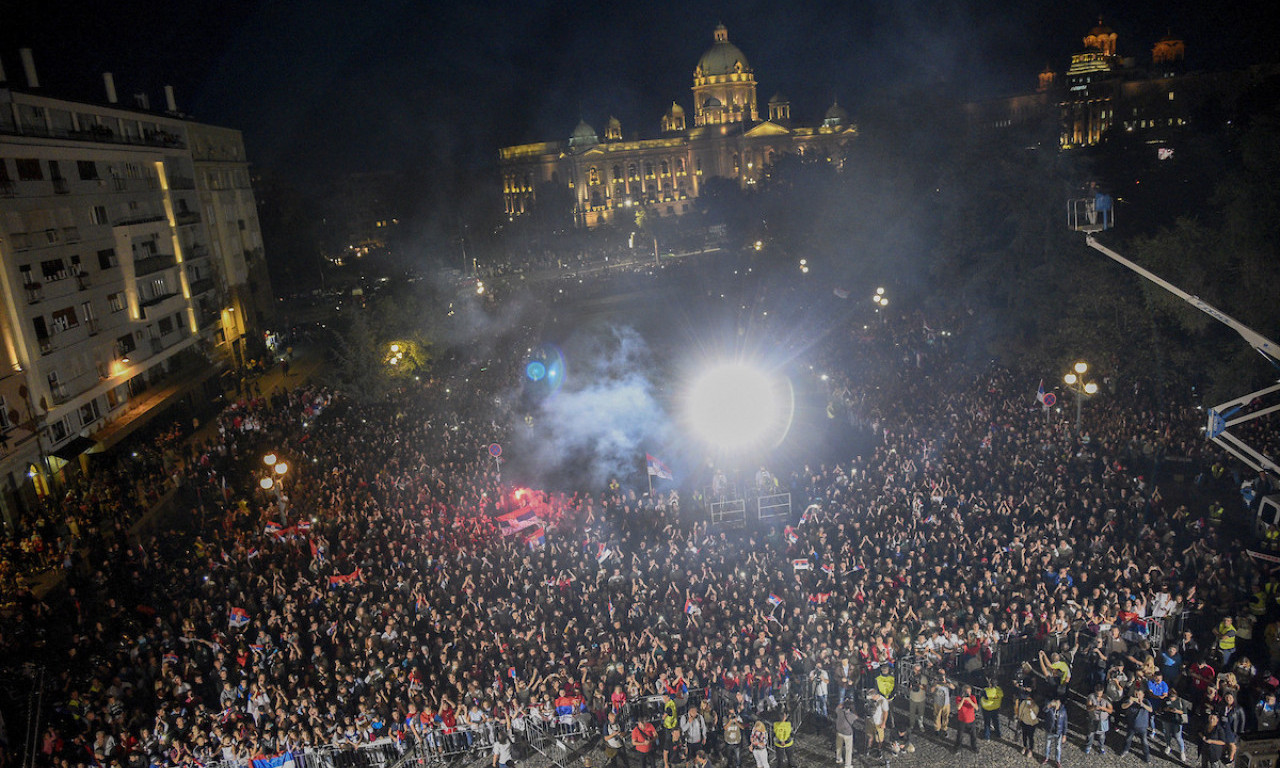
569,119,598,147
669,102,685,115
696,24,751,77
768,91,788,105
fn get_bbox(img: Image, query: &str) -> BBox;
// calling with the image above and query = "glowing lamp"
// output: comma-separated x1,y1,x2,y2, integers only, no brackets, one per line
275,462,288,475
263,453,277,466
1064,373,1077,385
684,362,794,451
1074,361,1089,374
1084,382,1099,395
259,477,274,491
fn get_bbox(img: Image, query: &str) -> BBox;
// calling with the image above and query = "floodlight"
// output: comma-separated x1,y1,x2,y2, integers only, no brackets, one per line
684,362,794,450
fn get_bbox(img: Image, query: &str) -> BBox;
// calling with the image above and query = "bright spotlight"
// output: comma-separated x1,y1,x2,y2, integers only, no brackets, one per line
685,363,794,450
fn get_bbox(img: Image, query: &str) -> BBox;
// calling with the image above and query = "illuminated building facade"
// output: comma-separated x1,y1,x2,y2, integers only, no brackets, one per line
499,25,857,228
0,59,272,523
962,20,1267,149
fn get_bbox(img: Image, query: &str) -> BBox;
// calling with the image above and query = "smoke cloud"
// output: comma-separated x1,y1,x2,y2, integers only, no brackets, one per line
511,325,672,490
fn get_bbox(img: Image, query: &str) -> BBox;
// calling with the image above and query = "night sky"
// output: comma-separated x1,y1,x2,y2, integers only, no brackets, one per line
3,0,1272,203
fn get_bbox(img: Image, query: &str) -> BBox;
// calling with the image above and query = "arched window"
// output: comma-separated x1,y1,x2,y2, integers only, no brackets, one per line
645,162,654,178
695,158,702,174
612,165,622,182
588,167,600,185
676,158,686,173
660,161,669,176
732,154,740,174
628,164,638,181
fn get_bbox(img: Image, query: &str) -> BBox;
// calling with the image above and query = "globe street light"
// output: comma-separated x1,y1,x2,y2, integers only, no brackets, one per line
1063,361,1100,432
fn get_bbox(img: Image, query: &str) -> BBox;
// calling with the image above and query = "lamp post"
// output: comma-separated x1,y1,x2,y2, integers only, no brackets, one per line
262,453,290,522
872,287,889,322
1062,361,1099,432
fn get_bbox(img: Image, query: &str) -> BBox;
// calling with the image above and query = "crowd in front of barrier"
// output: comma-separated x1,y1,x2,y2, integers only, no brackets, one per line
0,305,1275,768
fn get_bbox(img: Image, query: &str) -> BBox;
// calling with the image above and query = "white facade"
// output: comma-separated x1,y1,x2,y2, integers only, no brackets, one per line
0,84,269,524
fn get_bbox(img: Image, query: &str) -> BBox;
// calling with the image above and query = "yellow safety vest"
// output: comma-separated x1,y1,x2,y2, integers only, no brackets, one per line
981,686,1003,711
1218,622,1236,650
773,721,793,748
876,674,896,698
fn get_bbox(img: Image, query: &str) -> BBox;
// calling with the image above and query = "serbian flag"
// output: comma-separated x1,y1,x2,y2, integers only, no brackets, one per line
309,539,325,563
163,652,179,666
684,598,699,616
328,568,361,588
792,559,812,571
821,563,835,576
596,544,613,564
808,592,832,605
608,601,616,619
1036,379,1047,405
526,527,546,550
296,520,312,532
264,522,283,535
251,753,300,768
785,528,798,545
646,453,674,480
228,607,250,629
767,593,783,607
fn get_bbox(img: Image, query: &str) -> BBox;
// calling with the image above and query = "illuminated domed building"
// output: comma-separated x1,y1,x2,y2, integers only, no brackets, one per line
499,25,857,228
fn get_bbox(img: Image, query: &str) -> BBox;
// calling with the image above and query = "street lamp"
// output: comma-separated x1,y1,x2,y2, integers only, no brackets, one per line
1063,361,1100,432
872,287,889,320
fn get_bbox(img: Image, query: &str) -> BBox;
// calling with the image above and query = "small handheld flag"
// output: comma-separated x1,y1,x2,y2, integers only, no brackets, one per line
767,593,783,607
228,607,250,629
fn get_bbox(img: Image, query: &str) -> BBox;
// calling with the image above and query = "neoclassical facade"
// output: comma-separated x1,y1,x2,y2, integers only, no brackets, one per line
499,25,857,228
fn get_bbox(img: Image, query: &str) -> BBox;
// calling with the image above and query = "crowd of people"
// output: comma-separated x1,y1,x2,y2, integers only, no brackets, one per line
0,292,1276,768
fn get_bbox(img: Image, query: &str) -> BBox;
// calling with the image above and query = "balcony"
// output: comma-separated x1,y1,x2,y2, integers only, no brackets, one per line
62,226,81,242
76,272,92,291
188,277,216,296
24,283,43,303
175,210,201,226
86,318,101,335
50,383,71,405
186,244,209,260
168,175,195,190
134,253,177,276
138,292,180,319
113,213,165,227
38,336,55,355
150,337,165,354
52,178,70,195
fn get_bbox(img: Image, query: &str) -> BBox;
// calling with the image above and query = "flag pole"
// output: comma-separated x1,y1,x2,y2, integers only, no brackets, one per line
648,465,654,499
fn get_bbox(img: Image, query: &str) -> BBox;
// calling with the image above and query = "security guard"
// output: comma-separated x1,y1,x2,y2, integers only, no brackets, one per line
772,710,795,768
980,678,1004,741
1215,617,1237,667
1208,501,1225,527
875,666,896,699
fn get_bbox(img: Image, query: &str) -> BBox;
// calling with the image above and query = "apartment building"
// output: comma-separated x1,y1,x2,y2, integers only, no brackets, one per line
0,59,272,527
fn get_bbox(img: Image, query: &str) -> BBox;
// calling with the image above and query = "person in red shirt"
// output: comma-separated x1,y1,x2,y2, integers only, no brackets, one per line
954,685,980,753
632,720,658,768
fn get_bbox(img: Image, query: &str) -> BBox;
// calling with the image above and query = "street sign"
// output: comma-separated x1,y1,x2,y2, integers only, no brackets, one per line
1041,393,1057,408
488,443,502,458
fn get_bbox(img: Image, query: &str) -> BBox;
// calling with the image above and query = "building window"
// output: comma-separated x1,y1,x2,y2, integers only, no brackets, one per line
15,158,43,181
108,292,126,313
0,396,10,430
90,205,109,225
51,307,79,332
98,248,118,269
77,161,99,180
79,399,101,427
41,259,68,280
158,316,174,335
49,416,71,444
612,165,622,181
116,333,136,356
